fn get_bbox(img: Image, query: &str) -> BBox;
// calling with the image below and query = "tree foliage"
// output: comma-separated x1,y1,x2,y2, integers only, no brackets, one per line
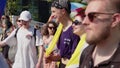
5,0,22,15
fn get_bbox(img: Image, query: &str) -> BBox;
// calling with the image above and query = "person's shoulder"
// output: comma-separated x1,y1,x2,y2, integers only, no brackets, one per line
82,45,95,55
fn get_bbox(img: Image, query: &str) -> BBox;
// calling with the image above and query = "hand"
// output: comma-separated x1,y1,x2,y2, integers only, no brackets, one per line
48,15,56,22
35,62,41,68
44,57,52,63
0,41,6,47
45,51,61,61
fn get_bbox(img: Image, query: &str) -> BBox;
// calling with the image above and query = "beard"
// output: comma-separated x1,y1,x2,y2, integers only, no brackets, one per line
86,26,110,45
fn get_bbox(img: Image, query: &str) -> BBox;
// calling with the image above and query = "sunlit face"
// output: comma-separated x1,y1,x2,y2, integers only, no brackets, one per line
16,20,22,28
51,7,64,23
48,23,55,35
72,15,85,36
2,19,7,28
20,20,30,27
82,1,112,45
1,16,6,21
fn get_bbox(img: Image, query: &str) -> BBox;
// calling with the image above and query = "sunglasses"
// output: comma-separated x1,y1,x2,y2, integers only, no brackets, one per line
51,1,63,9
73,20,82,25
86,12,115,22
1,17,5,19
48,26,55,30
17,20,20,22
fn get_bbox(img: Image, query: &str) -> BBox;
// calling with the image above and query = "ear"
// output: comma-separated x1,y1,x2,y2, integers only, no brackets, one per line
61,8,66,15
111,13,120,28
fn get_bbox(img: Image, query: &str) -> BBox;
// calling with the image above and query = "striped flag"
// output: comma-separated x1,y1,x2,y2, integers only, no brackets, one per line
0,0,7,18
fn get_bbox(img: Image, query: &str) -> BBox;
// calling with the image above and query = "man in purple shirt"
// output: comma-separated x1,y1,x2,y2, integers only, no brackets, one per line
57,26,80,60
47,0,80,68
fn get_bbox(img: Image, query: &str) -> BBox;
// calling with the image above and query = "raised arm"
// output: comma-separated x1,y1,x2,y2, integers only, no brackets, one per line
0,41,7,47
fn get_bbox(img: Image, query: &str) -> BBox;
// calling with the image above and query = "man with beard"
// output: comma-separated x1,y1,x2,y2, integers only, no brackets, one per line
79,0,120,68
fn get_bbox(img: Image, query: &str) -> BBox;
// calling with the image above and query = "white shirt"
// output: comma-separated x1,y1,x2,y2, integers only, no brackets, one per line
3,26,43,68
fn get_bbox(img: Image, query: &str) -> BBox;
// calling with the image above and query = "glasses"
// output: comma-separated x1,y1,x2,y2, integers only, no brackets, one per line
20,20,29,23
86,12,115,22
17,20,20,22
1,17,5,20
51,1,63,9
73,20,82,25
48,26,55,30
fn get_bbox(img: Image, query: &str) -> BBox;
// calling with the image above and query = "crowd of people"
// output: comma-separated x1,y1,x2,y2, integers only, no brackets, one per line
0,0,120,68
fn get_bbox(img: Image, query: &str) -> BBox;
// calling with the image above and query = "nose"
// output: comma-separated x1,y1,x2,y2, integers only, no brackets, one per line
82,16,89,25
72,23,75,27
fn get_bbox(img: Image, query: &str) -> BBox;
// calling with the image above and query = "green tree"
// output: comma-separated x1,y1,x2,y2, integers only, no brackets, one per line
5,0,22,15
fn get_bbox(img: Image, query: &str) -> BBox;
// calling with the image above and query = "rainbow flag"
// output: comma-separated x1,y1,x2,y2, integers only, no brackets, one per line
0,0,6,18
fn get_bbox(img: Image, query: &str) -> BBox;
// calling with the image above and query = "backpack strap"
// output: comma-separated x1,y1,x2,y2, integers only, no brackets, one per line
14,28,38,54
15,28,37,43
14,28,20,38
33,28,37,43
33,28,39,55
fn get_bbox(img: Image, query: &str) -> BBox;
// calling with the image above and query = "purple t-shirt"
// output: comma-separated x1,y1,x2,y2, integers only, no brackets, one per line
57,26,80,59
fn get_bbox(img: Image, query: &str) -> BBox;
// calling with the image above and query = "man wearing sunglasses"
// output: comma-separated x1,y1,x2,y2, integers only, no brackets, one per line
0,10,44,68
45,0,80,68
79,0,120,68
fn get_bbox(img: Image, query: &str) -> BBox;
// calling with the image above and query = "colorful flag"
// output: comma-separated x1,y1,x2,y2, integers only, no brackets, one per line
0,0,7,18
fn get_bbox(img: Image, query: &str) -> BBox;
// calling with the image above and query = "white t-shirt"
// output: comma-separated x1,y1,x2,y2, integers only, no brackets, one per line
3,26,43,68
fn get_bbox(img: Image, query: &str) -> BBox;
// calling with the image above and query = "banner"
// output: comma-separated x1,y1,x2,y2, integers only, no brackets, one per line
0,0,7,18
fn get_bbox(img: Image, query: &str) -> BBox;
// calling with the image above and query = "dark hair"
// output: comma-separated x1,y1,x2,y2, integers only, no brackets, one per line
5,15,13,29
46,21,58,34
4,19,13,30
41,24,49,36
5,15,10,21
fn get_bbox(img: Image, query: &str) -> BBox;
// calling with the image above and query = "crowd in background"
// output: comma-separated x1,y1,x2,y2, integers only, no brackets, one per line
0,0,120,68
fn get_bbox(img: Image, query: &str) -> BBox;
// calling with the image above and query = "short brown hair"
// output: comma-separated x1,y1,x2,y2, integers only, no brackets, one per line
87,0,120,13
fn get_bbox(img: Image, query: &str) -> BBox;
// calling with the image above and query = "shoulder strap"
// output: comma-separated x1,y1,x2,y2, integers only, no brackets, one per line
14,28,20,38
33,28,39,55
33,28,37,43
15,28,36,42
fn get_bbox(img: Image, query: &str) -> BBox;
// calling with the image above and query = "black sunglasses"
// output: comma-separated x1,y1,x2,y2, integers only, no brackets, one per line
86,12,115,22
17,20,20,22
73,20,82,25
48,26,55,30
51,1,63,9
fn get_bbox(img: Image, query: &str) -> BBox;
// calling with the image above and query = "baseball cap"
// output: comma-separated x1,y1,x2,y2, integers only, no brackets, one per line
51,0,71,14
19,10,31,21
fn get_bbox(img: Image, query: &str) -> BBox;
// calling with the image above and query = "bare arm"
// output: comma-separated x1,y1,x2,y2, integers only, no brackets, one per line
36,45,44,68
0,41,7,47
